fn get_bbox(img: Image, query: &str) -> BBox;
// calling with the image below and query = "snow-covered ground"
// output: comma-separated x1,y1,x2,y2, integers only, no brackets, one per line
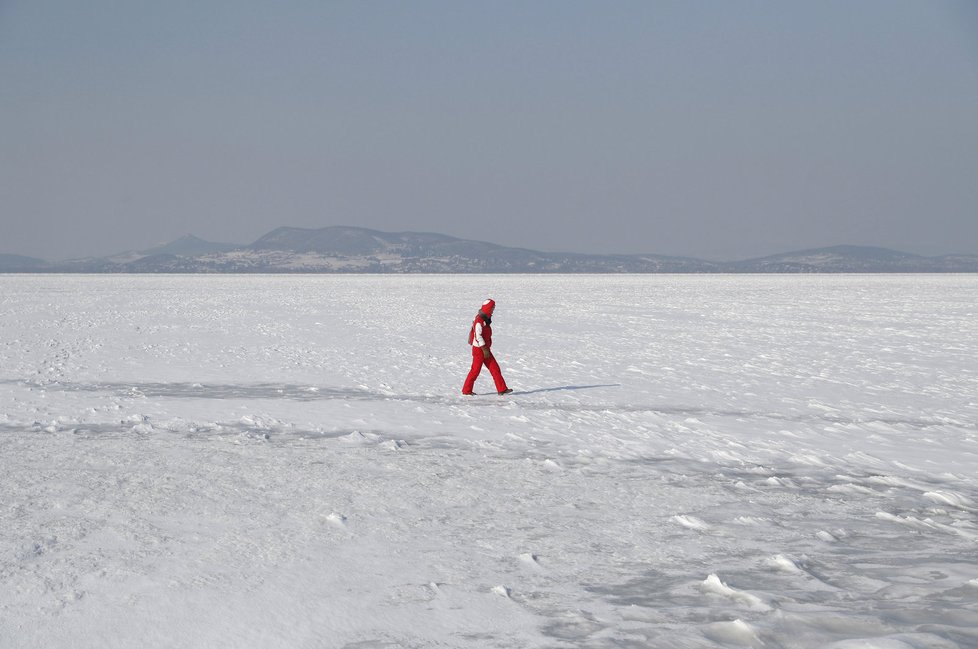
2,274,977,649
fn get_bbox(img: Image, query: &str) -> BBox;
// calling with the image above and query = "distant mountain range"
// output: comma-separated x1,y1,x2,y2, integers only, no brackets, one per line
3,227,977,273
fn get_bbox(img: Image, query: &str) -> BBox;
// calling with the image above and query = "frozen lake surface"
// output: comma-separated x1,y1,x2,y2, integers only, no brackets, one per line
2,274,977,648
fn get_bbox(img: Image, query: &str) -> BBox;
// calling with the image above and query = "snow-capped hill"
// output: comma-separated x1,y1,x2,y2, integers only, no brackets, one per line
251,226,394,254
76,235,238,268
934,253,978,269
5,229,977,273
211,225,710,272
251,226,484,257
142,234,237,257
0,253,50,271
733,245,978,273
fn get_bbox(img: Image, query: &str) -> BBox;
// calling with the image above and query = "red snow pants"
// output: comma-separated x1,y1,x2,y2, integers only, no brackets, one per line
462,347,508,394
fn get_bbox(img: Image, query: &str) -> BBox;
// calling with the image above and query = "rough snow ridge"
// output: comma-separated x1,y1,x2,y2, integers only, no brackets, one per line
700,574,772,611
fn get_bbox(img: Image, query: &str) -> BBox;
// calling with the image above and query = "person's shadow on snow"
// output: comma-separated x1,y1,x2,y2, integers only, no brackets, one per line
517,384,620,395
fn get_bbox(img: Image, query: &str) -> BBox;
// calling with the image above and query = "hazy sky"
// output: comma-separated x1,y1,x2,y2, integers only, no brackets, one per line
2,1,977,261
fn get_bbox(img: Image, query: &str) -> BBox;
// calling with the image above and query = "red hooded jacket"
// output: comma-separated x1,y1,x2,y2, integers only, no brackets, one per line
467,299,495,348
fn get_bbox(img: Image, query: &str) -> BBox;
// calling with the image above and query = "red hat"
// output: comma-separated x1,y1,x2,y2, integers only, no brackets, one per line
481,299,495,313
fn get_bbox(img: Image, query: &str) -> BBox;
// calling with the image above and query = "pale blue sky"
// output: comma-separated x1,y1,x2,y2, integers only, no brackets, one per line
2,0,977,260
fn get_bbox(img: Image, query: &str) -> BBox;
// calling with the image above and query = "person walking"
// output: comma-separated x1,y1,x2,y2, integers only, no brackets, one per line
462,298,513,395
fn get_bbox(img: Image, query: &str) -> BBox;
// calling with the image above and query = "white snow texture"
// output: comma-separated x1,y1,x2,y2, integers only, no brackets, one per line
2,274,977,648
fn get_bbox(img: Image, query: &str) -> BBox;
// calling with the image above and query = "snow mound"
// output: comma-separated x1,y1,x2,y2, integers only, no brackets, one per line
702,618,764,647
672,515,712,532
700,574,772,611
